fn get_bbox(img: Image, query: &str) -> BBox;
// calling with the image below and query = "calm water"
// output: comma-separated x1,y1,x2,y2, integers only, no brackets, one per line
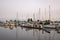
0,26,60,40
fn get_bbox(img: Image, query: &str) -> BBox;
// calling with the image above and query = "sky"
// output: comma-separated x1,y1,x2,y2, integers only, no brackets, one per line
0,0,60,21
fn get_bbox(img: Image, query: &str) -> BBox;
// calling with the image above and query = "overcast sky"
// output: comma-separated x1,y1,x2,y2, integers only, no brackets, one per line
0,0,60,21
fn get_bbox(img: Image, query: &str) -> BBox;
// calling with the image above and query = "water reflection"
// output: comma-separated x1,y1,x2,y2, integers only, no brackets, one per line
0,26,60,40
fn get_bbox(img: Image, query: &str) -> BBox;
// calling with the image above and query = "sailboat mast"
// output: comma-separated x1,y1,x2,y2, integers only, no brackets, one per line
16,12,18,20
49,5,51,20
45,8,46,20
33,13,35,21
39,8,40,20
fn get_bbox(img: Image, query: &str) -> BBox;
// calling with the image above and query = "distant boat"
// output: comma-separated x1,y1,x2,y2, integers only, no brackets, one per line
9,26,14,30
20,22,42,29
8,20,15,29
43,24,56,29
3,22,9,28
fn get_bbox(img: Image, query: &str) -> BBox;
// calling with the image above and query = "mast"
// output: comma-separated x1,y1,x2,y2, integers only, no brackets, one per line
39,8,40,20
16,12,18,20
45,8,46,20
33,13,35,21
49,5,51,20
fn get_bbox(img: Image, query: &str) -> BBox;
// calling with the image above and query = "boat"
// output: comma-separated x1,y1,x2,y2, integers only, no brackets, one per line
20,22,42,29
43,24,56,29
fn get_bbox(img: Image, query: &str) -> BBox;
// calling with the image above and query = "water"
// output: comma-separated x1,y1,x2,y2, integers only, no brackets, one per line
0,26,60,40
